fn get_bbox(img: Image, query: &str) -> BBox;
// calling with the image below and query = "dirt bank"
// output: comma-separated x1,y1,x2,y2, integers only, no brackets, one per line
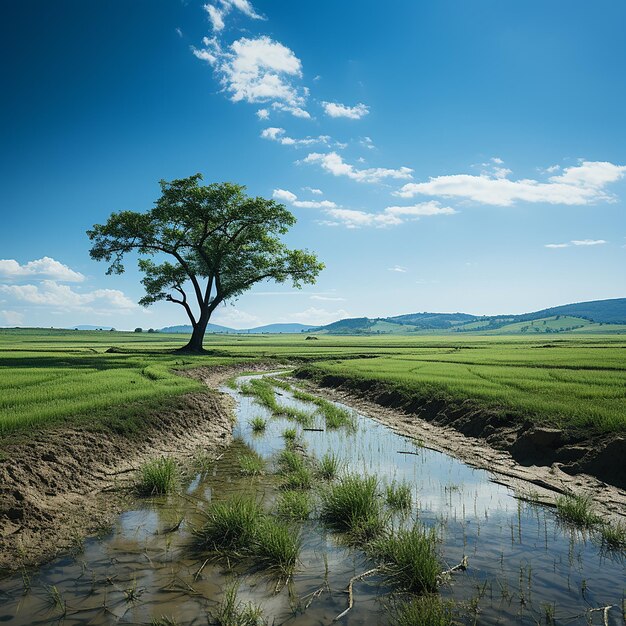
0,364,270,572
293,371,626,522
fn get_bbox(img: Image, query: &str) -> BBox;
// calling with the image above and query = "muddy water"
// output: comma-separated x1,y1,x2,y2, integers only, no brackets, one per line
1,373,624,625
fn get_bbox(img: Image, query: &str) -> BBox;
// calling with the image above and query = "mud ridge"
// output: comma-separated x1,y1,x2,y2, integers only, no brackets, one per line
293,369,626,520
0,364,272,572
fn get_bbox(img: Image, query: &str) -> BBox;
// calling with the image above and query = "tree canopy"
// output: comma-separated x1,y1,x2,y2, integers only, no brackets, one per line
87,174,324,352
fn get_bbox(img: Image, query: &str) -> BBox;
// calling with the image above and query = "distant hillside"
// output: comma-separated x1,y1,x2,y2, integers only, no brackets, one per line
160,324,234,334
311,298,626,335
159,322,314,334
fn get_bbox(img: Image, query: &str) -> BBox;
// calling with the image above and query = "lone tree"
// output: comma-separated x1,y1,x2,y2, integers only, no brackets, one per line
88,174,324,353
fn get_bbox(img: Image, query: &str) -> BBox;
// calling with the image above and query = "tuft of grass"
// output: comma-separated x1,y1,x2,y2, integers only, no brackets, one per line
193,496,265,552
277,449,306,474
209,582,265,626
281,465,313,491
317,452,342,480
385,481,412,511
250,416,267,433
599,521,626,550
254,519,301,576
291,388,357,430
555,494,601,528
390,595,453,626
282,427,298,442
138,456,178,495
278,405,315,427
320,474,383,540
275,490,312,520
372,525,440,593
239,451,265,476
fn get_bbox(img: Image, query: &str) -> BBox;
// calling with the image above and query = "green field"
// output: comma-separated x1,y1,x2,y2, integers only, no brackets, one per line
1,328,625,437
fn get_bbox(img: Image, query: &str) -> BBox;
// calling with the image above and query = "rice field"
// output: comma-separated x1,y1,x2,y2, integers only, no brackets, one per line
1,328,625,437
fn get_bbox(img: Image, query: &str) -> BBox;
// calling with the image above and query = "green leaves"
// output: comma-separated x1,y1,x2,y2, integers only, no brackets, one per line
87,174,323,344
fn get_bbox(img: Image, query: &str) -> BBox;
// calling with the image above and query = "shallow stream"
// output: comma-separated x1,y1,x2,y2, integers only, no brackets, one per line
0,373,624,625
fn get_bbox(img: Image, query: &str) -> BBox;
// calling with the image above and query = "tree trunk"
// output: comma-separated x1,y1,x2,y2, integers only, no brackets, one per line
177,312,210,353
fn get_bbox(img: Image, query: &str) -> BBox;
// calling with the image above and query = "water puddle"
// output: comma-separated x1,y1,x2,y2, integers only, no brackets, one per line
0,373,624,624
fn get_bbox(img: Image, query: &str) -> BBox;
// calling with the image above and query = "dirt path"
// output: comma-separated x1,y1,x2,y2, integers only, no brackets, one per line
294,378,626,523
0,364,272,572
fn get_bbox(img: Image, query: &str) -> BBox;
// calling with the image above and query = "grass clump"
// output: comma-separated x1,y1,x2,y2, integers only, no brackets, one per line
372,525,440,593
599,521,626,550
194,496,265,552
138,456,178,495
250,416,267,433
317,452,342,480
275,490,312,520
209,583,265,626
193,497,300,576
385,481,412,511
282,427,298,442
320,474,383,541
390,595,453,626
278,405,315,427
281,465,313,490
277,449,306,474
239,451,265,476
555,494,601,528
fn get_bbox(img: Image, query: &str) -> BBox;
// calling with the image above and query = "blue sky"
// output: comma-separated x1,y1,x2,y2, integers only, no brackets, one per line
1,0,625,329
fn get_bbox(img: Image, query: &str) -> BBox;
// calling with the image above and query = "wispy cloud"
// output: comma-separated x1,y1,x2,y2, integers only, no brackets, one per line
388,265,407,273
322,101,369,119
310,294,346,301
396,160,626,206
261,127,330,147
284,307,350,326
203,0,264,32
545,239,607,248
0,310,24,326
384,202,457,217
0,257,84,282
303,186,323,195
273,188,337,209
303,151,413,184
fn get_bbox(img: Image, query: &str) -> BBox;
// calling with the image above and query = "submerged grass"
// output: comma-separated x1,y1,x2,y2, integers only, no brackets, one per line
209,582,265,626
277,449,306,474
282,427,297,442
292,388,356,430
275,490,312,520
320,474,383,541
390,595,453,626
317,452,342,480
238,451,265,476
555,494,602,528
599,521,626,550
385,481,413,511
138,456,178,495
193,496,300,576
372,525,440,593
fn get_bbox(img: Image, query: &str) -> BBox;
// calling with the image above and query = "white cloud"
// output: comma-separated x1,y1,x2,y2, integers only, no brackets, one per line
203,0,264,32
286,307,350,326
256,108,270,120
0,257,85,282
384,201,457,217
303,151,413,184
261,127,330,147
270,102,311,119
0,280,137,313
388,266,407,273
545,239,607,248
396,160,626,206
0,310,23,326
310,295,346,302
316,199,456,229
193,36,308,116
273,188,337,209
211,304,261,328
303,186,323,195
571,239,607,246
175,27,183,38
360,136,375,150
322,101,369,119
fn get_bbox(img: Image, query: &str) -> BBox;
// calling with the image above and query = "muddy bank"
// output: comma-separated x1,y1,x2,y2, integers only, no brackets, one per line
293,369,626,520
0,364,273,572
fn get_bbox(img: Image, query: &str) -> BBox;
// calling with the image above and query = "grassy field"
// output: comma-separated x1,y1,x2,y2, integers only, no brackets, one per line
1,328,625,437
